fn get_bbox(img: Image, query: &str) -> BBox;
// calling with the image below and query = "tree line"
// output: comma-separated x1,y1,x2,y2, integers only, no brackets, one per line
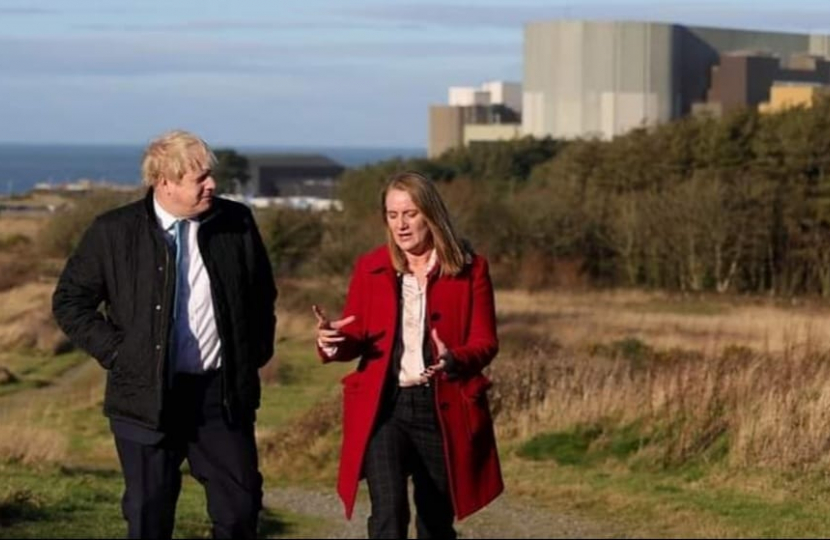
264,95,830,296
261,97,830,295
41,100,830,296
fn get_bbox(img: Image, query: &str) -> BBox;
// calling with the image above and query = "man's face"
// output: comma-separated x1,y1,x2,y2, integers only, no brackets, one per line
158,163,216,218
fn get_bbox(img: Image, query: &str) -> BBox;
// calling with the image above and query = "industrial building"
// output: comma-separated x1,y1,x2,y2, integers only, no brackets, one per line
244,153,344,198
522,20,830,140
428,81,522,158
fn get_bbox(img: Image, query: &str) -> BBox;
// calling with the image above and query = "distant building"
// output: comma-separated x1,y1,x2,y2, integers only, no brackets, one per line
429,81,523,158
523,20,830,140
759,82,830,113
697,51,830,115
244,154,345,198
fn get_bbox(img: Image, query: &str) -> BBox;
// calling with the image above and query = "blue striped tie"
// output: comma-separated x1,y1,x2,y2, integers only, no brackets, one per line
168,219,187,385
172,219,187,319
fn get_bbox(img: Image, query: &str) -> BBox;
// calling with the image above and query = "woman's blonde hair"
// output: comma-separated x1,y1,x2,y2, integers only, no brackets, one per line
381,171,467,276
141,130,216,187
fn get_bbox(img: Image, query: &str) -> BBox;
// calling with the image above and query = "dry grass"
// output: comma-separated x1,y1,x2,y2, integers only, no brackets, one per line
490,293,830,469
496,288,830,355
0,357,104,465
258,286,830,479
0,215,45,241
0,425,68,464
0,281,67,353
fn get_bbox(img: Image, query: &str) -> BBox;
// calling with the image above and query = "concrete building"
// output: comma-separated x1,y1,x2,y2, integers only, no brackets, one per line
448,87,491,107
702,51,830,114
523,20,830,140
464,124,523,146
759,82,830,113
429,81,523,158
244,154,344,198
429,106,466,159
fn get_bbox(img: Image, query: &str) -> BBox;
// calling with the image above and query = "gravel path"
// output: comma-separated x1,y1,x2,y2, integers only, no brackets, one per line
265,485,621,539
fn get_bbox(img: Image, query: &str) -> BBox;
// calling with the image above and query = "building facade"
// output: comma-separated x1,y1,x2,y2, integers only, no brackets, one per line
244,154,344,198
523,20,830,140
429,81,523,157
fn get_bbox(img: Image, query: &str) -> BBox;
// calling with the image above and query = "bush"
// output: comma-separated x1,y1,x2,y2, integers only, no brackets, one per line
37,191,139,259
257,208,325,277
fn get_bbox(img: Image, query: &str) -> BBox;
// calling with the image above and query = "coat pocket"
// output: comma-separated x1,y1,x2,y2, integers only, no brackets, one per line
460,374,493,441
341,371,364,444
341,371,362,393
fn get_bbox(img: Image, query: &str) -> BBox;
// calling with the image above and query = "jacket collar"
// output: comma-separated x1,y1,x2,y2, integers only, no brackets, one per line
142,188,223,225
364,243,474,277
365,245,395,275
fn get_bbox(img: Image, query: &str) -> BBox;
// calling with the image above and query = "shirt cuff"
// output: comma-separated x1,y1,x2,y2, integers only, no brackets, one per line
318,339,338,358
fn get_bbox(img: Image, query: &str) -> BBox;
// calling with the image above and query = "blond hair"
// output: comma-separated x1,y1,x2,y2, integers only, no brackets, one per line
141,130,216,187
381,171,467,276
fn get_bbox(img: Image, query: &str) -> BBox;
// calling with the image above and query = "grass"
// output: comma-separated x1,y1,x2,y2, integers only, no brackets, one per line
0,462,313,539
505,446,830,538
256,335,350,431
495,287,830,354
12,284,830,536
509,418,830,537
0,351,87,397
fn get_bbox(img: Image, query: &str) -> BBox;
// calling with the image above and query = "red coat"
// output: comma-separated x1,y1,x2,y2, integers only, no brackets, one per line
319,245,504,521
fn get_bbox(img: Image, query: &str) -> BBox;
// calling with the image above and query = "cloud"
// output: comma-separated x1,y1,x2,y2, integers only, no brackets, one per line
342,2,830,33
0,6,58,15
0,35,517,77
73,19,382,33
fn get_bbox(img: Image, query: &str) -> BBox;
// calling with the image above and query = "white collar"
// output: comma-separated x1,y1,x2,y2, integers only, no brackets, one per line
404,248,437,276
154,196,184,231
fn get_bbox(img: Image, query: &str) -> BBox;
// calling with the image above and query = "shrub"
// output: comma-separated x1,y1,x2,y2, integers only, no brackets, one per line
257,208,325,277
37,191,139,258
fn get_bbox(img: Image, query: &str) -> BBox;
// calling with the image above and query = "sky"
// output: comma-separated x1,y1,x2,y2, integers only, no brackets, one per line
2,0,830,149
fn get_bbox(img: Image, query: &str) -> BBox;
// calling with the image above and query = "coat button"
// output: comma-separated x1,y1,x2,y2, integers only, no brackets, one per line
157,266,163,272
155,344,161,351
155,304,161,311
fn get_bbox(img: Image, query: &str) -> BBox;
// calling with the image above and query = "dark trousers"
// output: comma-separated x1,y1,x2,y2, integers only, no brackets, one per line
114,371,263,539
363,384,456,539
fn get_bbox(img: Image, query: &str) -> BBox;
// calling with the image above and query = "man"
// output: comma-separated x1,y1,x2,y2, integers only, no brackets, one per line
52,130,277,539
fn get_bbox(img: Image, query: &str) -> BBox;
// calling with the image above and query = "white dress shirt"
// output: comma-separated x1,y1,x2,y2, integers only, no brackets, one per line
154,198,222,374
319,250,437,387
398,250,436,387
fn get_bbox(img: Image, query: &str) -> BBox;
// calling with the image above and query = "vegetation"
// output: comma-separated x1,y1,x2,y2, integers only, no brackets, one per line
212,148,250,194
9,100,830,536
262,98,830,296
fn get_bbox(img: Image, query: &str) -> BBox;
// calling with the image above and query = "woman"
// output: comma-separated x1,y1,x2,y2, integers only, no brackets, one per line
314,171,503,538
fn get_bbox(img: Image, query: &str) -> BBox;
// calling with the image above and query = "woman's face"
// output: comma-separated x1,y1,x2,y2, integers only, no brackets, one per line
385,188,432,256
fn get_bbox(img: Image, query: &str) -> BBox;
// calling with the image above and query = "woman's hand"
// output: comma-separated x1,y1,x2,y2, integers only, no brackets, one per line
313,304,356,349
422,328,448,379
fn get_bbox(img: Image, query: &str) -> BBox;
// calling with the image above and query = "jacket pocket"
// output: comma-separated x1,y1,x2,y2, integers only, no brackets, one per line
101,330,126,370
341,371,364,443
341,371,362,394
460,374,493,441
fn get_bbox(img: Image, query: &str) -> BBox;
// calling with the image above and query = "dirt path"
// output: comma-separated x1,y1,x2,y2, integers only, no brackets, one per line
265,485,621,539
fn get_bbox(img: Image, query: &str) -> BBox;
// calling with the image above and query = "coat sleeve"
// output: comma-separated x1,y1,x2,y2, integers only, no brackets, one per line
317,256,366,363
446,256,499,377
52,217,122,369
246,209,278,368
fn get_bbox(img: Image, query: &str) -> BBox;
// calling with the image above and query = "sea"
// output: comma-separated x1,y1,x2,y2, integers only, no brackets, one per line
0,144,426,196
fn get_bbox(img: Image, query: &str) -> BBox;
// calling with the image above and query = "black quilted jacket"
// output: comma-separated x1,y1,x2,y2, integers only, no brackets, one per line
52,190,277,429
